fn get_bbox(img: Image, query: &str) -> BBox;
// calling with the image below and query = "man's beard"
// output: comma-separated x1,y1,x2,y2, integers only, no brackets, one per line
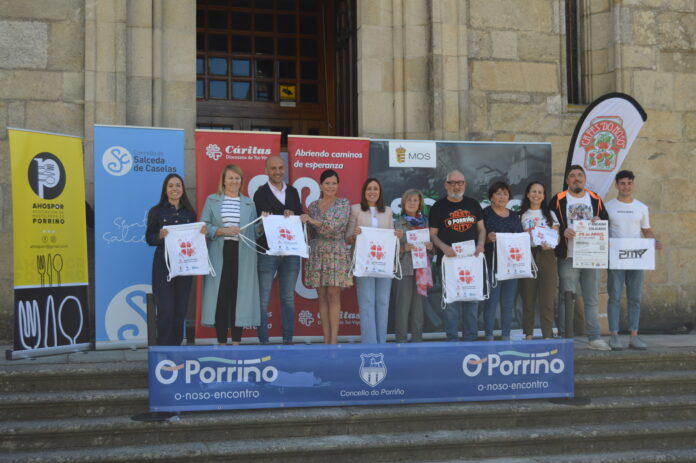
448,192,464,200
571,186,583,194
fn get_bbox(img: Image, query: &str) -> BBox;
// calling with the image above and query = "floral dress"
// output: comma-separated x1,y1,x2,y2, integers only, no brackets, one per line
304,197,353,288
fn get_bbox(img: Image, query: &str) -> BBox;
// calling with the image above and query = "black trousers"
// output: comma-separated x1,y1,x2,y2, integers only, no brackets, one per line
152,248,192,346
215,240,243,343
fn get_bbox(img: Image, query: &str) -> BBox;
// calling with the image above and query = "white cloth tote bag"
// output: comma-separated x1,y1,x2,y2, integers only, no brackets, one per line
261,215,309,258
441,254,488,304
494,232,536,282
163,222,213,281
352,227,401,279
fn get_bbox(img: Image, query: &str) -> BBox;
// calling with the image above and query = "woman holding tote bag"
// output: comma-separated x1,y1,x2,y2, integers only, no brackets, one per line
346,178,402,344
146,173,205,346
200,165,260,345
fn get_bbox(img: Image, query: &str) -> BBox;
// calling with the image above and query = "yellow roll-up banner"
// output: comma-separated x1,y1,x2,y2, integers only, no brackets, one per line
9,128,90,357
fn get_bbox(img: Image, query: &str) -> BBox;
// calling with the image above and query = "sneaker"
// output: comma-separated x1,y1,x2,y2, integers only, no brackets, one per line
629,335,648,350
608,333,624,351
588,339,611,351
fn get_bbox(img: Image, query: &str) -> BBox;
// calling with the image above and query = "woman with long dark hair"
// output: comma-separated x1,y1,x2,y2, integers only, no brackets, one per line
519,181,559,339
303,169,352,344
346,178,402,344
146,173,204,345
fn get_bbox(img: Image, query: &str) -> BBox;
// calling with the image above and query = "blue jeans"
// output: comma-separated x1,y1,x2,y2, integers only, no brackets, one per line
607,269,644,333
444,301,479,341
356,276,392,344
257,254,300,343
557,258,601,340
484,277,518,338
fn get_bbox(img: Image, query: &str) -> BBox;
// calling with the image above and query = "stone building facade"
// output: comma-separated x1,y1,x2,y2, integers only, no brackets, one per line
1,0,694,342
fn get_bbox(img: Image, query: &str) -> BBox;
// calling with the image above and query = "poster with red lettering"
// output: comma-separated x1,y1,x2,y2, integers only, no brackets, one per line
194,130,280,343
288,135,371,339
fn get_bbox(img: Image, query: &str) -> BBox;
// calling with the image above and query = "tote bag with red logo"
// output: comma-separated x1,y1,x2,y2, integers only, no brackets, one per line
352,227,400,279
163,222,213,281
494,232,535,282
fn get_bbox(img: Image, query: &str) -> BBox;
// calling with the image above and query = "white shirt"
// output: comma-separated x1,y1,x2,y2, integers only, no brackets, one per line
268,181,287,205
566,192,593,257
221,196,241,241
369,206,379,227
521,209,559,232
605,198,650,238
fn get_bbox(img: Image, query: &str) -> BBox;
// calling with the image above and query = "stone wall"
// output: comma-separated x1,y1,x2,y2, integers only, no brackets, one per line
0,0,196,343
357,0,696,327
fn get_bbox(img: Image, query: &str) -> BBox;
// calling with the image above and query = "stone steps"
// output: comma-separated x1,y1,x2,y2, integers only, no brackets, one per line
575,370,696,397
3,394,696,452
0,389,148,420
2,419,695,463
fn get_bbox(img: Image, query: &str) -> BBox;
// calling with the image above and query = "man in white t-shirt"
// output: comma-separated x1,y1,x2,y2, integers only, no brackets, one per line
549,165,610,350
605,170,662,350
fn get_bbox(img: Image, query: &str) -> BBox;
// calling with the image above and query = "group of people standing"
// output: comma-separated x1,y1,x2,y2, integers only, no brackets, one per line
146,156,659,351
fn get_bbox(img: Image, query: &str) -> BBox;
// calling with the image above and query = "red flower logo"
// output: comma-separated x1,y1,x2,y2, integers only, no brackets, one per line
509,247,523,262
278,228,294,241
179,241,195,257
413,246,426,259
458,269,473,284
370,243,385,260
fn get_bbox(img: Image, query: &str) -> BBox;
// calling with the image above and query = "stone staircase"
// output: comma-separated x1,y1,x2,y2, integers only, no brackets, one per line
2,343,696,462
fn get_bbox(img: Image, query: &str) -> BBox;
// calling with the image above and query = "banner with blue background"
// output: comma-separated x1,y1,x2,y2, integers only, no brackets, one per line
149,340,574,411
94,125,184,349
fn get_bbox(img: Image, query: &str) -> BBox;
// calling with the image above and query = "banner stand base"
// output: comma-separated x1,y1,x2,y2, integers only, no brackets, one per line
5,342,91,360
549,396,591,406
131,412,179,422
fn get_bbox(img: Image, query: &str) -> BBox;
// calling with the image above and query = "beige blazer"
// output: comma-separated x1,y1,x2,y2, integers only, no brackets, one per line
345,204,394,243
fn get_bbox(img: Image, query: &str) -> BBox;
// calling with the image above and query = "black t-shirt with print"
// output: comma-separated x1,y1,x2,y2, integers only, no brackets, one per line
428,196,484,258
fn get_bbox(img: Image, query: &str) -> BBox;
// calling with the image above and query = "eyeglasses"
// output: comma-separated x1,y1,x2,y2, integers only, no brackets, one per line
446,181,465,186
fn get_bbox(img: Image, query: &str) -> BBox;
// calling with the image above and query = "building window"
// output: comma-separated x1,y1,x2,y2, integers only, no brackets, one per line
565,0,585,105
196,0,323,105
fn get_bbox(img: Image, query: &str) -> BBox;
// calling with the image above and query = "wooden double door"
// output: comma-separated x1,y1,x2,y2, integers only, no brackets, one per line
195,0,356,143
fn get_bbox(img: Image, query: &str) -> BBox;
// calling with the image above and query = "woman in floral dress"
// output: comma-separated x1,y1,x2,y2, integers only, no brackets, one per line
302,169,352,344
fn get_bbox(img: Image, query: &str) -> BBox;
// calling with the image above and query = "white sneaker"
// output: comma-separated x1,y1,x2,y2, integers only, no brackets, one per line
588,339,611,351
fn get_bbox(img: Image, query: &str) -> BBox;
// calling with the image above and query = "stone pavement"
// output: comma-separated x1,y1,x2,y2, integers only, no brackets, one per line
3,333,695,366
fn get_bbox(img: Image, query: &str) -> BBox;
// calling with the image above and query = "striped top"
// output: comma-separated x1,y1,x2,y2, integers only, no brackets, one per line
221,196,241,241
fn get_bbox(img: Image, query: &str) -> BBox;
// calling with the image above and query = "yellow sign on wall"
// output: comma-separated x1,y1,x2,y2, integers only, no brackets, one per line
9,128,88,287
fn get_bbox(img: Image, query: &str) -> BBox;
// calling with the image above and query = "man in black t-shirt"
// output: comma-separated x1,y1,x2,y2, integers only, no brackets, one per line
429,170,486,341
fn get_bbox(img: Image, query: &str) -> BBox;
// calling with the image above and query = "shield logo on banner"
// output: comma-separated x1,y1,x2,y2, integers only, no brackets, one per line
359,353,387,387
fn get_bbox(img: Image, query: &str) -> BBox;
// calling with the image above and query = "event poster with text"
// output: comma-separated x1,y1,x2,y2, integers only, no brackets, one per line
288,135,370,338
94,125,184,349
9,128,89,355
194,130,280,342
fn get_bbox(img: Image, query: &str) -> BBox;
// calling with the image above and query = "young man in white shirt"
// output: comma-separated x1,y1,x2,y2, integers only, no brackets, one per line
605,170,662,350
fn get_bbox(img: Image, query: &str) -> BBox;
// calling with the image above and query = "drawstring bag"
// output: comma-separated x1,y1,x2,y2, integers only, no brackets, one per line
406,228,430,269
352,227,401,279
163,222,214,281
493,232,536,284
261,215,309,258
441,254,488,306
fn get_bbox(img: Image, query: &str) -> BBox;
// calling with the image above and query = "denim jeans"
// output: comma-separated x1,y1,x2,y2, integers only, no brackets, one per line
356,276,392,344
257,254,300,343
484,277,518,338
557,258,601,340
444,300,479,341
607,269,644,333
